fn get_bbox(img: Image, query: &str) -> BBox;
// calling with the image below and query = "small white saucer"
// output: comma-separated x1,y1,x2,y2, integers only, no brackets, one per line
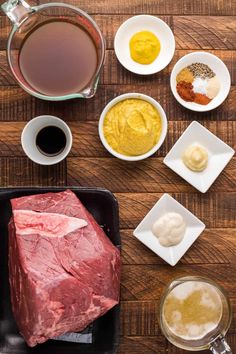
114,15,175,75
164,121,235,193
133,193,205,266
170,52,231,112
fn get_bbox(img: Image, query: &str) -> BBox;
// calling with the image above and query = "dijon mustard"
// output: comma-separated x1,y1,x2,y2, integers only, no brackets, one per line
129,31,161,65
103,98,162,156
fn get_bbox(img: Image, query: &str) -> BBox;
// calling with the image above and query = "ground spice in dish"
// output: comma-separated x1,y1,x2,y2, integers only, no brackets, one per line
176,68,194,83
188,62,215,79
206,76,221,99
176,62,219,105
177,81,195,102
194,93,211,105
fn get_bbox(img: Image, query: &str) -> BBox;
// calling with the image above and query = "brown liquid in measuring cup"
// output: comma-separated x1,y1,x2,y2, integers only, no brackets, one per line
19,20,98,96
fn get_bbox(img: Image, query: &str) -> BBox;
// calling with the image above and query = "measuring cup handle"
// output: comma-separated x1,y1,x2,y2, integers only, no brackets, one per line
1,0,34,26
210,337,232,354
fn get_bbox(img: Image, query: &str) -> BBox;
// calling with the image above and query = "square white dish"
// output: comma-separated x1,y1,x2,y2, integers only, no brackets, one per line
164,121,235,193
133,193,205,266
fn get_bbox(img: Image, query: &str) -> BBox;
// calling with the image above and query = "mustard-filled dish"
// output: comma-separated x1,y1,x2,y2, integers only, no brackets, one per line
103,98,162,157
114,15,175,75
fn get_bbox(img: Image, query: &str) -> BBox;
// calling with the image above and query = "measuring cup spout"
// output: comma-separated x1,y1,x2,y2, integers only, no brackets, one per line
1,0,34,26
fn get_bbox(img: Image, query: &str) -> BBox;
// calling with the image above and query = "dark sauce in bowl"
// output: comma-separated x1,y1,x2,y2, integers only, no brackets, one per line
36,126,67,156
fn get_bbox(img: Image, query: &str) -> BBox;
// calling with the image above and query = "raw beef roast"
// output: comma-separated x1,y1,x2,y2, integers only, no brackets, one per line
8,190,120,347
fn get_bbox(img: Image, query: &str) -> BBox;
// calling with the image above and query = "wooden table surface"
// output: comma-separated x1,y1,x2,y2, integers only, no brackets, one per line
0,0,236,353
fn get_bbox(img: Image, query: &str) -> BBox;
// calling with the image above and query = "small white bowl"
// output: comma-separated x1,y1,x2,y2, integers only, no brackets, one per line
21,115,73,165
170,52,231,112
98,93,168,161
164,121,235,193
114,15,175,75
133,193,205,266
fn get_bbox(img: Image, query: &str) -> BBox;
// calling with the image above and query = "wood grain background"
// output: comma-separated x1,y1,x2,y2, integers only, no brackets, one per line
0,0,235,353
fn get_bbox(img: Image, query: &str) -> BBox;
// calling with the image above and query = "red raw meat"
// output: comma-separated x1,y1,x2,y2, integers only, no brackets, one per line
8,190,120,347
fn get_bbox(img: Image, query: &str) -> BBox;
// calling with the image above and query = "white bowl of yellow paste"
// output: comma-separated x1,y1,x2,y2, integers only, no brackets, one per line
98,93,168,161
114,15,175,75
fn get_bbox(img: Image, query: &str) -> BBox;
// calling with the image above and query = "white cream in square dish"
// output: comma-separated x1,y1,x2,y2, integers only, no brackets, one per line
133,194,205,266
164,121,235,193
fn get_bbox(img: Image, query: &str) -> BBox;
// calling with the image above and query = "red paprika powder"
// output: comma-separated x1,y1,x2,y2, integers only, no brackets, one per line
176,81,195,102
194,93,211,105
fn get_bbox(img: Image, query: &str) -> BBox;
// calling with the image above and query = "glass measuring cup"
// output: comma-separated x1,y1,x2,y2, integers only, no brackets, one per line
1,0,105,100
159,276,232,353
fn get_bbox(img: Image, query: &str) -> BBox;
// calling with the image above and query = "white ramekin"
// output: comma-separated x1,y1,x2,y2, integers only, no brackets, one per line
98,93,168,161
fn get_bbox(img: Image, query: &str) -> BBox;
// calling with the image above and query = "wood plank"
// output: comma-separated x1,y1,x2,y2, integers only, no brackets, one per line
96,15,235,50
102,49,236,86
67,157,236,193
0,120,234,158
174,16,236,50
0,151,234,194
0,50,235,86
120,301,159,336
68,120,236,157
120,264,236,300
34,0,236,16
0,16,10,50
0,84,234,121
119,335,167,354
0,16,235,53
0,15,169,50
0,157,66,186
0,52,15,86
120,300,236,336
115,192,236,229
121,229,236,265
118,334,236,354
0,87,36,121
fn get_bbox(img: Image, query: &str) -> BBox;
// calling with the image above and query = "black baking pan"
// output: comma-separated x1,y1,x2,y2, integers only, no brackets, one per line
0,187,121,354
